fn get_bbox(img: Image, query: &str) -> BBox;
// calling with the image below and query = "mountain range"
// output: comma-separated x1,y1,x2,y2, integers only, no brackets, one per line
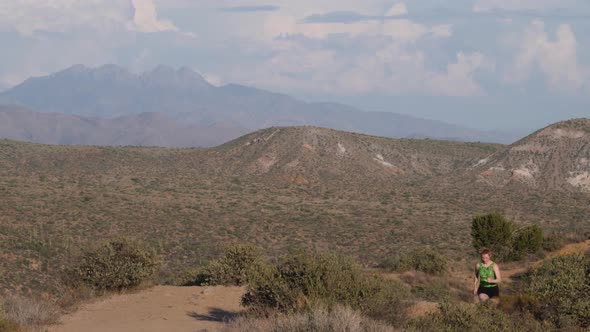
0,64,522,147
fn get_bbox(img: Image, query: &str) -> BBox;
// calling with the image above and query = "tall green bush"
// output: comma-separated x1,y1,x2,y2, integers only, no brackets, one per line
194,244,264,286
66,239,159,291
471,213,514,261
511,225,544,260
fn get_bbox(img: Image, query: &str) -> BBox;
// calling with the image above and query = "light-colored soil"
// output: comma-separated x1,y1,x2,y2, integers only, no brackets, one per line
48,286,245,332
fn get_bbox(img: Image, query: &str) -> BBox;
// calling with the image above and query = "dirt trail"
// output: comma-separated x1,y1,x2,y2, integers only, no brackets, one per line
502,240,590,281
48,286,245,332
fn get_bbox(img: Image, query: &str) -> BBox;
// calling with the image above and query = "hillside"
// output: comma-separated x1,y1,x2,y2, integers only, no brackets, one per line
0,125,588,297
473,119,590,192
206,126,502,183
0,64,520,144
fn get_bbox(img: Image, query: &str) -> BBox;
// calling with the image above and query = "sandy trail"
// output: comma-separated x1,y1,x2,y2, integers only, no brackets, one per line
48,286,245,332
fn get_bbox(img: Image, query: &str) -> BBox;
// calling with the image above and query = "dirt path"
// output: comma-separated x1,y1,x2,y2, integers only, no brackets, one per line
500,240,590,283
48,286,245,332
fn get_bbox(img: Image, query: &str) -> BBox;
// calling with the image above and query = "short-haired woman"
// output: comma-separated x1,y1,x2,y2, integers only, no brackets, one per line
473,248,501,302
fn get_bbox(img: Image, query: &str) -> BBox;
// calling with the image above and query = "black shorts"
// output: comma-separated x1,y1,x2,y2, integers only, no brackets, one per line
478,285,499,298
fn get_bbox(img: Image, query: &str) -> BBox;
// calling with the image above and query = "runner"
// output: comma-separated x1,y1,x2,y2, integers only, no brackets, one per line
473,248,501,303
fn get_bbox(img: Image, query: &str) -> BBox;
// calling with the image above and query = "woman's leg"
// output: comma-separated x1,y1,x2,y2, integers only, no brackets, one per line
478,293,490,302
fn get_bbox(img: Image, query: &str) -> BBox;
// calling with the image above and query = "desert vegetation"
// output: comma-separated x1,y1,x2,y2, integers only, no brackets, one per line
471,213,547,261
0,122,589,330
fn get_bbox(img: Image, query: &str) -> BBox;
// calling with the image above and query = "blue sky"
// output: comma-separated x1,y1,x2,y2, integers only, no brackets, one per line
1,0,589,131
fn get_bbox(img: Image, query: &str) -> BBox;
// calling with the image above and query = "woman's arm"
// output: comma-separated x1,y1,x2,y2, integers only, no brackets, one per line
487,264,502,284
473,263,480,294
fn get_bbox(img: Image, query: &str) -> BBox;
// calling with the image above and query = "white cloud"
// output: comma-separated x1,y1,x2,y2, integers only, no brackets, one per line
386,3,408,16
428,53,494,96
0,0,182,36
229,36,492,97
508,20,588,93
130,0,179,33
0,0,130,36
474,0,580,12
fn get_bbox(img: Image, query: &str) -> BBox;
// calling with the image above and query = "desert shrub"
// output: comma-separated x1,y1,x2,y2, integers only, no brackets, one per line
407,301,550,332
542,234,565,252
1,295,59,329
511,225,544,260
242,251,411,326
194,244,264,286
222,305,395,332
66,239,159,291
471,213,514,261
381,249,447,275
521,252,590,328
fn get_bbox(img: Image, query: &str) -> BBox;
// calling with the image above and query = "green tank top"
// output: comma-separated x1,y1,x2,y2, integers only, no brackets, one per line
478,262,496,288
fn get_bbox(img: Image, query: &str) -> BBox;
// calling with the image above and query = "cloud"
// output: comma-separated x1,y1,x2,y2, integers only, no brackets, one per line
428,52,494,96
386,3,408,16
220,5,280,13
303,11,370,24
228,33,492,97
130,0,179,33
0,0,130,36
474,0,585,12
508,20,589,93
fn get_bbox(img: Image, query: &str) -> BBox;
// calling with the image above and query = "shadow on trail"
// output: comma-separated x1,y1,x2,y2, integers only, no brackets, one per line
188,307,240,322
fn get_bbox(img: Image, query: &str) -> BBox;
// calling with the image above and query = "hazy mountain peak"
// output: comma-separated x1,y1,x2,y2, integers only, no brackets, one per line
58,64,91,76
142,65,212,90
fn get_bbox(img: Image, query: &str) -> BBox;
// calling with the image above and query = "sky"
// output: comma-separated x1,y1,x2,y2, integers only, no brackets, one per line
0,0,589,131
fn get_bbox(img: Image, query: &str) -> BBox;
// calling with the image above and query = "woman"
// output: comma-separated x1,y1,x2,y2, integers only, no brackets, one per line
473,248,501,302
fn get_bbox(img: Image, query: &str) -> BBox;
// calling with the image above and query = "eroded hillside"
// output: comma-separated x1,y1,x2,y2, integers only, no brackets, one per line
474,119,590,192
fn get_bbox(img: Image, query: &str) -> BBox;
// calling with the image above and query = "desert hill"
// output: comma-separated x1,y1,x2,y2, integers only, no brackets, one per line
473,119,590,192
206,126,502,185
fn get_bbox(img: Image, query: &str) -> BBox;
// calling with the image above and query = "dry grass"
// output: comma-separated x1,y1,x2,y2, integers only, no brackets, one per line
1,295,59,331
223,305,395,332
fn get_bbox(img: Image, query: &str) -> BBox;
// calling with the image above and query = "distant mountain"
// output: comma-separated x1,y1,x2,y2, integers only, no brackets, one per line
0,105,249,147
474,118,590,193
0,64,520,145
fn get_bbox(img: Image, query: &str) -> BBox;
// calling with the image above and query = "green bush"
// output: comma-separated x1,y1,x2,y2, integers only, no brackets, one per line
407,301,551,332
194,244,264,286
66,239,159,291
521,252,590,328
471,213,514,261
381,249,447,275
511,225,544,260
242,251,411,326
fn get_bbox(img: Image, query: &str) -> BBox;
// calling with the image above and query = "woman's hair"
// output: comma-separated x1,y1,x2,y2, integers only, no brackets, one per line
480,248,492,256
